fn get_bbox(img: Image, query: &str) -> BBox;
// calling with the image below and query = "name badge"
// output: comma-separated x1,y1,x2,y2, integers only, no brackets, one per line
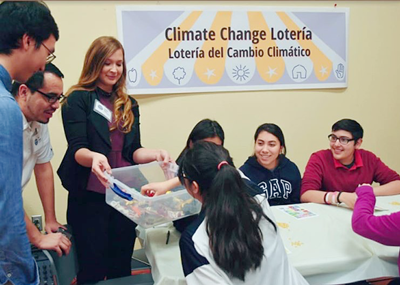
33,129,42,150
94,99,112,122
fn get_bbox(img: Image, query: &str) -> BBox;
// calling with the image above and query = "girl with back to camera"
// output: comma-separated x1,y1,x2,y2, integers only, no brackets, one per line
57,36,171,284
178,141,308,284
240,123,301,205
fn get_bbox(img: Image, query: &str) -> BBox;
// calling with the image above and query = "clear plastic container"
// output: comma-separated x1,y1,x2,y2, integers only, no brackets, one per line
105,162,201,228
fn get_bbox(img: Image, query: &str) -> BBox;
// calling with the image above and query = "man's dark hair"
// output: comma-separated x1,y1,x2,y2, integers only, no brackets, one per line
0,1,59,55
11,63,64,96
332,119,364,142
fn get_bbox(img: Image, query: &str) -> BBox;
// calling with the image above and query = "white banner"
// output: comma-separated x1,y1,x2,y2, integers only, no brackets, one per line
117,6,349,95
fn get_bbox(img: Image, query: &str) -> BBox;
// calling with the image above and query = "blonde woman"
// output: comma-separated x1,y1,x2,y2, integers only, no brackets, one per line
58,36,170,284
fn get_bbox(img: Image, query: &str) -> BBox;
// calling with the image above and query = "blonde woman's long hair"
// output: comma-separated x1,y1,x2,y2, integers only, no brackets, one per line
66,36,134,133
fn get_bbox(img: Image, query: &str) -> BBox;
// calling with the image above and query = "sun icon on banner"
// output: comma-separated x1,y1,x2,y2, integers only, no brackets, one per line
232,65,250,82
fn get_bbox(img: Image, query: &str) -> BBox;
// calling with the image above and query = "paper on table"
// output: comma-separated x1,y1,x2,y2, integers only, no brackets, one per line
374,205,388,211
278,205,318,219
338,203,388,211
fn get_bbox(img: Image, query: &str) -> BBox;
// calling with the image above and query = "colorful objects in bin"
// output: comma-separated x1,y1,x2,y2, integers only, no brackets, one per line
104,162,201,228
108,193,199,227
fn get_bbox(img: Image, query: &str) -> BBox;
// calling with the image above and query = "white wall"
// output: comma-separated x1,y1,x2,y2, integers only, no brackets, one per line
23,1,400,225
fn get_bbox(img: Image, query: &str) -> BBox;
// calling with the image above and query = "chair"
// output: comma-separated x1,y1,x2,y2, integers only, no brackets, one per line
48,225,154,285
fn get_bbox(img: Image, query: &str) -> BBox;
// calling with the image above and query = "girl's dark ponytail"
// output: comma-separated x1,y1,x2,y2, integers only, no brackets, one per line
179,141,276,281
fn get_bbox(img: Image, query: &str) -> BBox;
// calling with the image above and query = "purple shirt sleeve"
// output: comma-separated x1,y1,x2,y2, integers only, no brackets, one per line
352,185,400,246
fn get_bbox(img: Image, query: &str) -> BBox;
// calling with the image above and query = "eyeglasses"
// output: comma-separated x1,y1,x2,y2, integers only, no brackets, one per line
179,169,194,186
27,85,65,104
179,171,188,185
41,42,56,64
328,134,355,145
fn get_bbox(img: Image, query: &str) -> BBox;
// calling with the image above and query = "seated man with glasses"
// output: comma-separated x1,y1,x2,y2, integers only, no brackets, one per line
301,118,400,208
11,63,71,257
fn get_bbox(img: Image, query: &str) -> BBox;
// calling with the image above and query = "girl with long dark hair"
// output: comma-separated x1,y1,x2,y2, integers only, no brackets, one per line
240,123,301,205
178,141,308,284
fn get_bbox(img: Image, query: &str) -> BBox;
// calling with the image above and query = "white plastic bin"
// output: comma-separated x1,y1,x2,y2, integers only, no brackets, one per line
106,162,201,228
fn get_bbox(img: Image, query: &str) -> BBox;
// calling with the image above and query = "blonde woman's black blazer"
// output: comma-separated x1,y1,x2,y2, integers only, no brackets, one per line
57,89,141,194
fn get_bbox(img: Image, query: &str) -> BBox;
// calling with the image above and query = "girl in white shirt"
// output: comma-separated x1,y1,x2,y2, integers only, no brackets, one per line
177,141,309,285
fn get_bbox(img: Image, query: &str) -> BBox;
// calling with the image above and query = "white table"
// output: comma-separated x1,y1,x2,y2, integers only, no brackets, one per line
139,195,400,285
137,223,185,285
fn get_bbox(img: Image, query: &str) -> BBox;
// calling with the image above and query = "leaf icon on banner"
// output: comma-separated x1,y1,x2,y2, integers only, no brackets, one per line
173,67,186,84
